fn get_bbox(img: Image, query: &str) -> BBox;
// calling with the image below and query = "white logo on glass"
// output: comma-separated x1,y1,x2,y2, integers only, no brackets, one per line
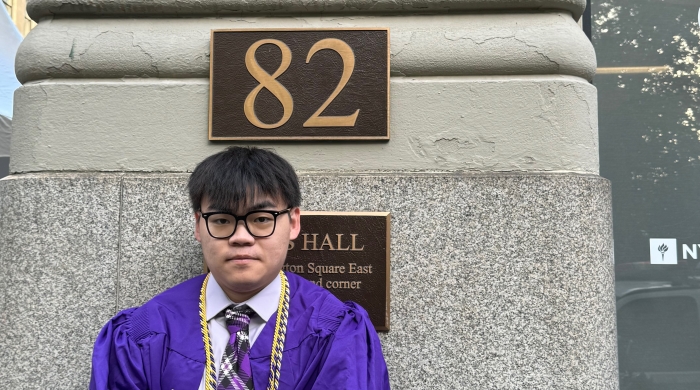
649,238,677,264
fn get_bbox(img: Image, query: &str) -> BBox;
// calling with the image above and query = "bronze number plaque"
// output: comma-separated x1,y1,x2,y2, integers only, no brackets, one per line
209,28,389,140
285,211,391,331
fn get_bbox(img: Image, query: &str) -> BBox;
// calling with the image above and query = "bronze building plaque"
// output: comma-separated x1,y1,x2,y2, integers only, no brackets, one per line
285,212,391,331
209,28,389,140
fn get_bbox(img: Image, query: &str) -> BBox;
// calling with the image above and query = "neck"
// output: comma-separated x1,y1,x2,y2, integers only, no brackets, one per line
222,287,262,303
208,272,279,304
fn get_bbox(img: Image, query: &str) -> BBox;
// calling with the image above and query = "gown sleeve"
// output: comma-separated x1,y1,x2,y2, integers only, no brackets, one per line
89,308,149,390
311,302,391,390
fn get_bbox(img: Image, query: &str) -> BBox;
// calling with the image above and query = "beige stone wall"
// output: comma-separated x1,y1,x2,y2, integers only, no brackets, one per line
12,1,597,175
3,0,35,36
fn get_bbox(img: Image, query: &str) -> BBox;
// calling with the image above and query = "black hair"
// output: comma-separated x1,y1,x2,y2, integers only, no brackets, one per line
188,146,301,212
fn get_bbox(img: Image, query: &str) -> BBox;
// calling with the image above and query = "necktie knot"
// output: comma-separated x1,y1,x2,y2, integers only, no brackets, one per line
224,305,254,327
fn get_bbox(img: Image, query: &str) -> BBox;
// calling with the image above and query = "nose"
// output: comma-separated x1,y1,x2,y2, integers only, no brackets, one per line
229,219,255,245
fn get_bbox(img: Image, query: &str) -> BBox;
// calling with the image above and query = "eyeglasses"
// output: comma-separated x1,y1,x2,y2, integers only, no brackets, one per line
199,208,291,239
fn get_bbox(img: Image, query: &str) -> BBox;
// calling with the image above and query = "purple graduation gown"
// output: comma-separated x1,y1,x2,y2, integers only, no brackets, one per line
90,272,390,390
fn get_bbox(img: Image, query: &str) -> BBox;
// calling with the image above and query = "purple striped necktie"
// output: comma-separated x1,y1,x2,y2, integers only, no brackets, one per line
217,305,255,390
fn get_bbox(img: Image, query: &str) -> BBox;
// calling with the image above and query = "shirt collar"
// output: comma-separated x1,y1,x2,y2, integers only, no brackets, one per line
206,272,281,322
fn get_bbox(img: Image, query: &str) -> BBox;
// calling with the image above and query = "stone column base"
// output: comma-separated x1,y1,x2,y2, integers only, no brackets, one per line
0,172,616,388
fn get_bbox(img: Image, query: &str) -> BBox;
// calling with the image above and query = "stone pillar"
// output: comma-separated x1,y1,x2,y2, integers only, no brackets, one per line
0,0,617,388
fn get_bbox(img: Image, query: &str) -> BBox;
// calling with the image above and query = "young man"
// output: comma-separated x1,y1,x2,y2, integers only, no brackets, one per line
90,147,390,390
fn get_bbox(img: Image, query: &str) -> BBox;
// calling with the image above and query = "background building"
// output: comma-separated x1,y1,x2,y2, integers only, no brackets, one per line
594,2,700,389
3,0,35,36
0,4,22,178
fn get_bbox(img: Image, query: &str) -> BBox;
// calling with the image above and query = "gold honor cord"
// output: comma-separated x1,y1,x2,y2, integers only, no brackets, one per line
199,274,218,390
199,271,290,390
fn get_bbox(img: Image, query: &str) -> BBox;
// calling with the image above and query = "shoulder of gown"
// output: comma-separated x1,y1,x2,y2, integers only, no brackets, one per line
282,272,391,390
89,274,207,390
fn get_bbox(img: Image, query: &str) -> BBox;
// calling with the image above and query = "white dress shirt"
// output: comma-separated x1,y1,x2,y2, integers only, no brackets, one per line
198,273,281,390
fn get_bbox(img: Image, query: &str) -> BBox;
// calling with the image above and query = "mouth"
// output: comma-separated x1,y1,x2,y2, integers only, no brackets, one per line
227,255,258,262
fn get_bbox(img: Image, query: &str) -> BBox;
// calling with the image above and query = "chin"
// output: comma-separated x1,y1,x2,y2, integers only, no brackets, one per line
230,272,272,288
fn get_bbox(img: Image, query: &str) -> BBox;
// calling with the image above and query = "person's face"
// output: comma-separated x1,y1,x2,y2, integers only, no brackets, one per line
194,195,300,302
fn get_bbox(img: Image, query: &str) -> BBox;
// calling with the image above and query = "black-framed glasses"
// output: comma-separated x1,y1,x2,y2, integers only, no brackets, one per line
199,208,291,239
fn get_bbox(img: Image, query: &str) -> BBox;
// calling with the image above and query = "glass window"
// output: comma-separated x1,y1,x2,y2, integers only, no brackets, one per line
593,0,700,387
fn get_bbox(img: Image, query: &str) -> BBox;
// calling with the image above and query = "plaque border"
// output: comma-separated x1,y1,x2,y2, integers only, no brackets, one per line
208,28,391,141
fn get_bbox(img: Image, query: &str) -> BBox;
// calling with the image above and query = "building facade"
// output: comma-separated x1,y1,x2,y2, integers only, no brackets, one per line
0,0,617,388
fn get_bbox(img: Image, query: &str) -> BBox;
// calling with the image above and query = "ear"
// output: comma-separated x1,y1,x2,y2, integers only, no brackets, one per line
288,207,301,240
194,212,202,242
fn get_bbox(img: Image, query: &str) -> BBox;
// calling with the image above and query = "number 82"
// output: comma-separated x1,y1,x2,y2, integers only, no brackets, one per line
243,38,360,129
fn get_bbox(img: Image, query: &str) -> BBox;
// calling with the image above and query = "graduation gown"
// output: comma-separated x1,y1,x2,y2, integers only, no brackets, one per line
90,272,390,390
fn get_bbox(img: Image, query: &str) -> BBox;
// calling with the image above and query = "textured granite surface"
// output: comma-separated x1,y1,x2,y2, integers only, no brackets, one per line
118,176,203,308
300,174,618,389
0,172,617,389
0,174,121,388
